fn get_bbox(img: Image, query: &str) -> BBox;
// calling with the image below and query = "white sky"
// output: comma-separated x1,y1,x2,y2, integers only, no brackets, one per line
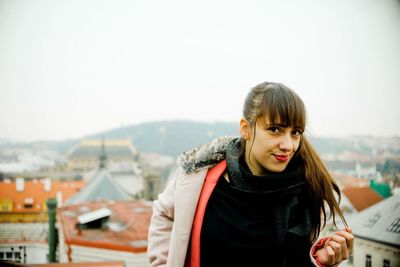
1,0,399,142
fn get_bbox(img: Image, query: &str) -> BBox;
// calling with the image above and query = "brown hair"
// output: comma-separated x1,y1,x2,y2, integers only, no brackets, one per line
242,81,347,242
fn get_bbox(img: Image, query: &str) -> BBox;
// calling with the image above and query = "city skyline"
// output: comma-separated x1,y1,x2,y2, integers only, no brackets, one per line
1,0,400,142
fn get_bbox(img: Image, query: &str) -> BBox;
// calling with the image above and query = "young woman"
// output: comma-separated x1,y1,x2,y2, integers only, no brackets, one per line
147,81,354,267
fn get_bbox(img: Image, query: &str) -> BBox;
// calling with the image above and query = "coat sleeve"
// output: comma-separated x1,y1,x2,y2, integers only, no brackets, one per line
147,170,178,267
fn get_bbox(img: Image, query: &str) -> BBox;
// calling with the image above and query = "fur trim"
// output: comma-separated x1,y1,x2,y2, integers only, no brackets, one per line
177,136,238,173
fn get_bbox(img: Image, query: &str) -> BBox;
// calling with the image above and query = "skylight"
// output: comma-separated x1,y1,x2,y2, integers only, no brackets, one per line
386,217,400,234
363,212,381,228
77,207,112,229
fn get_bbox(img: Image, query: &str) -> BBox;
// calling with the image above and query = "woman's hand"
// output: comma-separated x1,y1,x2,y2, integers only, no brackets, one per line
314,227,354,266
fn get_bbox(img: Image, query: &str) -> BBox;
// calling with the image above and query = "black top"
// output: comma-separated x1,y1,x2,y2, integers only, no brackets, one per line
200,176,283,266
200,139,314,267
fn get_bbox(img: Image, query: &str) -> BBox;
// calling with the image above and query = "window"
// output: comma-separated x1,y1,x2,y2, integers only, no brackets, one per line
364,213,381,227
24,197,34,209
365,254,372,267
16,178,24,191
0,246,26,263
14,252,21,261
383,259,390,267
386,217,400,233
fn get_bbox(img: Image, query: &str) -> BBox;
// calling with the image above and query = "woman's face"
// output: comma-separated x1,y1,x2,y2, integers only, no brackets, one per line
240,117,302,175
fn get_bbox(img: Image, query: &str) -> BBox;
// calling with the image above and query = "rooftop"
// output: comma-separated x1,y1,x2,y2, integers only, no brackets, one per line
58,200,152,253
348,194,400,248
65,169,131,205
0,179,84,214
342,186,384,212
68,139,138,159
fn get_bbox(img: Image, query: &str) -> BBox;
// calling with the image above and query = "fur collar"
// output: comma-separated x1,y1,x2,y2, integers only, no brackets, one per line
177,136,238,173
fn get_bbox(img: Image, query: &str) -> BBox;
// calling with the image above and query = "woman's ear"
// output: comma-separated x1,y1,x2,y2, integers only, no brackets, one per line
240,118,250,140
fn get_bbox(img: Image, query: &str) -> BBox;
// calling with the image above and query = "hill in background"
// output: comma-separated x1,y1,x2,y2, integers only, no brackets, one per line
81,120,388,158
2,120,398,159
57,120,240,158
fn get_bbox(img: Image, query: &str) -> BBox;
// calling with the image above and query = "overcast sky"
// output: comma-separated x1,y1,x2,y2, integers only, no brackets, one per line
1,0,399,142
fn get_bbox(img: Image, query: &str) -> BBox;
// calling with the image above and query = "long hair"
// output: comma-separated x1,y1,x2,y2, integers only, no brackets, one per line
242,81,347,242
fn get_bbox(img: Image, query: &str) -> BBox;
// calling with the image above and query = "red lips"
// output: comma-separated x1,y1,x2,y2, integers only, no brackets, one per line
274,154,289,162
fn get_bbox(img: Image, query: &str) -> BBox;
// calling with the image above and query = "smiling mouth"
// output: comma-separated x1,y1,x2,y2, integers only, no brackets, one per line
274,154,290,162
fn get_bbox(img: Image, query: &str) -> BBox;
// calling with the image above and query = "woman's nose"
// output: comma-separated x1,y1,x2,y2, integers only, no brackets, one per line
278,133,292,151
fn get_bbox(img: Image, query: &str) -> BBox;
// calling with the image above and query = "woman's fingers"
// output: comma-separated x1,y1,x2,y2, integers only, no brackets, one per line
330,234,349,260
316,243,335,266
316,228,355,265
334,228,354,255
329,240,344,262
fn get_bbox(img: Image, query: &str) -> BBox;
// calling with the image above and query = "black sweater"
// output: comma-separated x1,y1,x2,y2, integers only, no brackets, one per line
201,175,283,266
200,145,314,267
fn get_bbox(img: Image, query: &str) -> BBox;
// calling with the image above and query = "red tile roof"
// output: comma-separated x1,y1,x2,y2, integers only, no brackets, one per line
0,179,85,213
57,200,152,253
342,186,384,212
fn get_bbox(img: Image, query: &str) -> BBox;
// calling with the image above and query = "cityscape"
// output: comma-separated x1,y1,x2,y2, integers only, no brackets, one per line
1,0,399,266
0,120,399,266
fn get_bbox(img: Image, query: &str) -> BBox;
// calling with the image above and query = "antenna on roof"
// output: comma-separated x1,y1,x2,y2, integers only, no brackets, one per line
99,137,107,169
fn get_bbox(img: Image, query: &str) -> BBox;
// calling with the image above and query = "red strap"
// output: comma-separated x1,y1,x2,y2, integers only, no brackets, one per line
188,160,227,267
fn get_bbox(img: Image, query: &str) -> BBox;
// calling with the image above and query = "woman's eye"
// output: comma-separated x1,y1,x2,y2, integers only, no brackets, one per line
268,127,280,133
292,129,303,136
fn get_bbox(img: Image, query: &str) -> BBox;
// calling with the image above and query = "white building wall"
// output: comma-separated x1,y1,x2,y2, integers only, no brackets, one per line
25,243,48,264
0,243,48,264
353,238,400,267
0,223,48,241
70,245,149,267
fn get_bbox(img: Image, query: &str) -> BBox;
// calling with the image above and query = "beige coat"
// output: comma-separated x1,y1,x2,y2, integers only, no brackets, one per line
147,166,209,267
147,136,322,267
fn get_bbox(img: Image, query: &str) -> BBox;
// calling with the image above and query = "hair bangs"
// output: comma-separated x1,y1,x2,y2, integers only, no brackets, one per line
258,83,306,130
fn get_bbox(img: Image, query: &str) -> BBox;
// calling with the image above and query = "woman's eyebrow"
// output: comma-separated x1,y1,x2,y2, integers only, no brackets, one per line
267,123,288,127
266,123,304,129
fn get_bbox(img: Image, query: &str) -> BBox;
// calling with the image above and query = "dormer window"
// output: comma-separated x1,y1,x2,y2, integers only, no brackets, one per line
77,208,111,229
24,198,34,208
16,178,24,192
